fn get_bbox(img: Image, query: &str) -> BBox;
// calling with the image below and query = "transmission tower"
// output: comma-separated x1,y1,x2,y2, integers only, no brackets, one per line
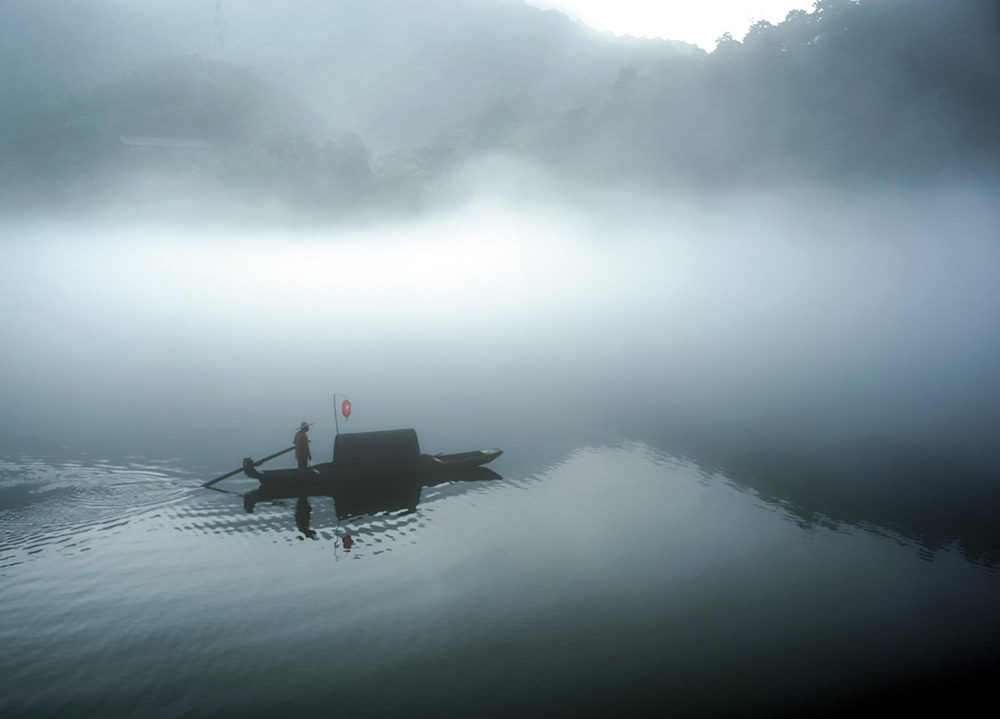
214,1,226,53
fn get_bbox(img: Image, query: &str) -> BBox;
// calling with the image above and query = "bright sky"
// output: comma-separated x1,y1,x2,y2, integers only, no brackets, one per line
525,1,813,49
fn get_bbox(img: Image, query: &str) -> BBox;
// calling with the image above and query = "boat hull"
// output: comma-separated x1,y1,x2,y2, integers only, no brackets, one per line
243,448,503,489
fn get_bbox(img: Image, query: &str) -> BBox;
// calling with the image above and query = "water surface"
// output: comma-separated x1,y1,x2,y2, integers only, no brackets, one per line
2,440,998,718
3,188,1000,716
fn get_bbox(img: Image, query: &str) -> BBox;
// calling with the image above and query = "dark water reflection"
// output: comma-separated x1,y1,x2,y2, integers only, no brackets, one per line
632,419,1000,569
241,466,503,529
2,441,999,717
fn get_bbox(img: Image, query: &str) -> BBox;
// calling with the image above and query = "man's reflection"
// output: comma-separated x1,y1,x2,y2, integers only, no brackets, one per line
295,496,317,539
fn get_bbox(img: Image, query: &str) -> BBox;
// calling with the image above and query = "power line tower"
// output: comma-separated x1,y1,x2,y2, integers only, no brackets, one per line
214,1,226,53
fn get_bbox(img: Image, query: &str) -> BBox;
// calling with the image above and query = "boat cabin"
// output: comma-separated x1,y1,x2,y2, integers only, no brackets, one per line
333,428,422,471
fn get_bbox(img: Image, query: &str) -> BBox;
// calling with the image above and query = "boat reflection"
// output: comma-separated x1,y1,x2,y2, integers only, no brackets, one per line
242,467,502,537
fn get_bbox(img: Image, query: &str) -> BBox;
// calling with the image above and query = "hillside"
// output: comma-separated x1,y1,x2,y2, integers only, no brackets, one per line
530,0,1000,186
1,0,998,222
1,56,372,221
1,0,691,152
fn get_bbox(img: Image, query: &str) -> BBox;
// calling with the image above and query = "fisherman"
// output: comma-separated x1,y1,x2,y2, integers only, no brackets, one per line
293,422,312,471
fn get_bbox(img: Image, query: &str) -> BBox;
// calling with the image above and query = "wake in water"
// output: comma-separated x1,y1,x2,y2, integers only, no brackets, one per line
0,450,514,569
0,456,195,570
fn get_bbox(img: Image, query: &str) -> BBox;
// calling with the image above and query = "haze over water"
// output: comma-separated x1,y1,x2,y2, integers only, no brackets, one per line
3,180,1000,717
3,1,1000,715
4,181,999,473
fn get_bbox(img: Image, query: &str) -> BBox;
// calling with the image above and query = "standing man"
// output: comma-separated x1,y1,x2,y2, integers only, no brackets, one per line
294,422,312,471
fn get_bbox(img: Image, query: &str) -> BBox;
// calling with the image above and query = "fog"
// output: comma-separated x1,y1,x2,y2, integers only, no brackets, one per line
3,179,998,480
2,0,999,557
5,6,1000,717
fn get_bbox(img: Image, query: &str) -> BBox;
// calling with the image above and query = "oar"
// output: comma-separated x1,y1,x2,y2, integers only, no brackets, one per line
201,446,295,488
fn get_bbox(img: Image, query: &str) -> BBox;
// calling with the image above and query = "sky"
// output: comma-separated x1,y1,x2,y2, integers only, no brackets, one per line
525,1,813,48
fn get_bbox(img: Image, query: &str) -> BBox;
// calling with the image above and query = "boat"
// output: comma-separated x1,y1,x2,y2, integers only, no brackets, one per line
241,428,502,490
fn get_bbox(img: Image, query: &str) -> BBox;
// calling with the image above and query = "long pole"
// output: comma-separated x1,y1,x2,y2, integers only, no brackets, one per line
201,445,295,488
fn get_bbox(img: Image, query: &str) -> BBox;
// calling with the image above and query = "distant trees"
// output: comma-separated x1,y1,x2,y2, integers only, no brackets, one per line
507,0,1000,188
496,0,1000,187
0,57,378,219
2,0,998,221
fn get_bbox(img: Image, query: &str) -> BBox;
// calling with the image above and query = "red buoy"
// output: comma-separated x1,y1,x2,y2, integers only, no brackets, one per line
342,399,352,418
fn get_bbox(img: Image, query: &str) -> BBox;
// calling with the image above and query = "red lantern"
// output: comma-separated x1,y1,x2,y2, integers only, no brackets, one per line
342,399,352,418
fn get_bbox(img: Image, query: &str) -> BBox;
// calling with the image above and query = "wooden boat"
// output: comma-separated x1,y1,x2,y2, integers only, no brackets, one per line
241,428,502,490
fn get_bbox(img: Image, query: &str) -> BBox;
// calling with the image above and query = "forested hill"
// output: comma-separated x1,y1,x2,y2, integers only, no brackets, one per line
1,0,689,152
1,0,998,222
529,0,1000,187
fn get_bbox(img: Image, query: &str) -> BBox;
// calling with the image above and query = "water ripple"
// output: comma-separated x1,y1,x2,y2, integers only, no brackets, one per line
0,456,194,568
3,450,536,564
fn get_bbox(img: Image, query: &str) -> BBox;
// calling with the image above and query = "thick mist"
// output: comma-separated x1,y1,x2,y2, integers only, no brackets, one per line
3,181,998,479
5,5,1000,716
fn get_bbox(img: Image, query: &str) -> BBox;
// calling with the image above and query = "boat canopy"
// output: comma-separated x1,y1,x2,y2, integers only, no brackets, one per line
333,428,421,471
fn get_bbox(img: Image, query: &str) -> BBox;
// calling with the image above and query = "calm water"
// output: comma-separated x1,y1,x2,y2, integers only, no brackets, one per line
2,189,1000,716
2,439,998,718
